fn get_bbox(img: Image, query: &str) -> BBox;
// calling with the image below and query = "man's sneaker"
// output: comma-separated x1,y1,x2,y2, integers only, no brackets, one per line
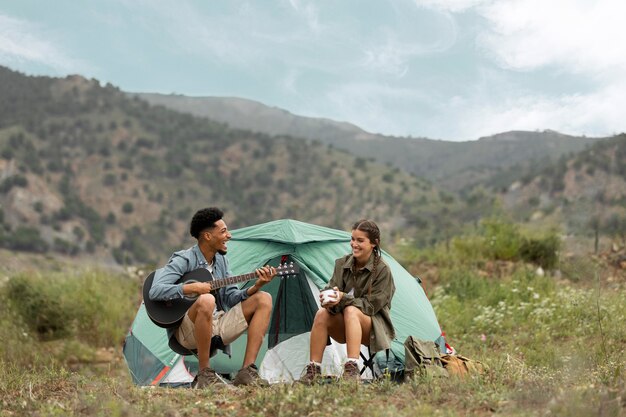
299,362,322,385
233,364,269,387
192,367,235,390
342,361,361,381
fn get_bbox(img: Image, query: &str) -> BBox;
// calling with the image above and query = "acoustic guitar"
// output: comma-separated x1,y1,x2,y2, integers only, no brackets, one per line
142,262,300,328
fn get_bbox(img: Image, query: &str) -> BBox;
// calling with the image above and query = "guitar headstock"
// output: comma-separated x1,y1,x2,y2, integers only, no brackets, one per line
276,261,300,277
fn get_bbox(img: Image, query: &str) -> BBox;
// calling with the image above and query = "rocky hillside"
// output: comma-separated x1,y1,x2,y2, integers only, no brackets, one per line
133,93,379,142
0,66,463,265
499,133,626,239
134,93,602,192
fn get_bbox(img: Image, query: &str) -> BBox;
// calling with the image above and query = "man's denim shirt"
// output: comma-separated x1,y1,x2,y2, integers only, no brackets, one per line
149,244,250,311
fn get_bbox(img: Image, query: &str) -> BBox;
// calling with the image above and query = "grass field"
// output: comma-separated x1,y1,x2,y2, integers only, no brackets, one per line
1,239,625,417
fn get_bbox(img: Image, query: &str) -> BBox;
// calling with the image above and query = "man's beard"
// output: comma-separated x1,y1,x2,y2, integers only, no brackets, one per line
218,249,227,256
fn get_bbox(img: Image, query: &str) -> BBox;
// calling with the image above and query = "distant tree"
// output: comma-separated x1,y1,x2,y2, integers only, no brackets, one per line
122,202,134,214
73,226,85,241
98,145,111,157
589,216,601,253
1,148,13,159
520,234,560,269
604,214,626,246
0,175,29,193
85,240,96,253
2,226,49,253
103,173,116,186
382,172,394,183
135,137,153,149
54,237,79,255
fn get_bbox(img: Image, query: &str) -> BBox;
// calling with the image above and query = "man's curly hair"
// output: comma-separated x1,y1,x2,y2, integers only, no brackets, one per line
189,207,224,239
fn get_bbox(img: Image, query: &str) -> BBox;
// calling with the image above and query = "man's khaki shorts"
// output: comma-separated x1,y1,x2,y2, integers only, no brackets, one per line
175,303,247,350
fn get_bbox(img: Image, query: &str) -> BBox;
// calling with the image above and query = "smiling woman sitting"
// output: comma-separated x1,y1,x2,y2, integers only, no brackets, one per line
299,219,396,384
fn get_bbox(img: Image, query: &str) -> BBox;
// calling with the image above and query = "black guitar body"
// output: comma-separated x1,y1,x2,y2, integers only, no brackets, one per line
142,268,214,328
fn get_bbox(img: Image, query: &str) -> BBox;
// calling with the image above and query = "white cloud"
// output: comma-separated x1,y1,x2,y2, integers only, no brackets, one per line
454,80,626,139
361,35,411,78
318,82,435,136
414,0,626,74
479,0,626,75
282,69,300,94
413,0,491,12
410,0,626,139
359,20,457,78
0,14,88,73
287,0,323,34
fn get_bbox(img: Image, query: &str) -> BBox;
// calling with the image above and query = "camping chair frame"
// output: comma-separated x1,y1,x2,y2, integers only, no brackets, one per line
360,347,389,379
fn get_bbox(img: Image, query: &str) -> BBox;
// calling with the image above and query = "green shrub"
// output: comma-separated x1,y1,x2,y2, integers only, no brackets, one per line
2,270,137,347
53,237,80,255
480,218,523,261
451,235,485,265
0,175,29,193
5,275,73,340
0,226,49,253
61,270,138,346
103,173,116,186
0,294,40,366
439,269,493,301
519,235,560,269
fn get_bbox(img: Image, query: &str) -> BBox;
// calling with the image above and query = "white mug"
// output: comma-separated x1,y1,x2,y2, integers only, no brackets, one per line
320,289,338,305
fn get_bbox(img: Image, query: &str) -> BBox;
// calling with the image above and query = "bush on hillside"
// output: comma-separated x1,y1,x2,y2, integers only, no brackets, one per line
0,174,29,193
480,218,523,261
519,235,560,269
0,226,49,253
406,218,561,270
2,270,137,347
6,275,72,340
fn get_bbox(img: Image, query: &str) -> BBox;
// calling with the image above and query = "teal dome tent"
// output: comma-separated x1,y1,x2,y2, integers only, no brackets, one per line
123,219,444,385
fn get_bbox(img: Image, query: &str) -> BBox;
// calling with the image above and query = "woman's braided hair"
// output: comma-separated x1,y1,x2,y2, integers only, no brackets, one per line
352,219,381,299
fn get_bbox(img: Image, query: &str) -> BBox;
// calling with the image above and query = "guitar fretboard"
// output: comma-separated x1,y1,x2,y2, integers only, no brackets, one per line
210,272,258,290
209,264,298,290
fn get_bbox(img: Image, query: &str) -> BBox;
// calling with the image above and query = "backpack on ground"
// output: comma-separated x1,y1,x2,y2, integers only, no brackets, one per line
440,354,487,378
403,336,448,381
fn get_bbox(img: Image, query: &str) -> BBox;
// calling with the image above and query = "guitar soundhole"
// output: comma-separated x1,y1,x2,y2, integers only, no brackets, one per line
183,279,200,300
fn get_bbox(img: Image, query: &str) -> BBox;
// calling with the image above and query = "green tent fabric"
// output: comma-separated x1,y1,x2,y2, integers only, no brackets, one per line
123,219,444,385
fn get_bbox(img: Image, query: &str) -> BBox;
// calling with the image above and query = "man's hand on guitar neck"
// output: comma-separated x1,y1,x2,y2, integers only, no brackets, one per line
247,265,277,296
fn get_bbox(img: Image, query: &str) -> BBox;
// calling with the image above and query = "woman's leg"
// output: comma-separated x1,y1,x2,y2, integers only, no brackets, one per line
342,306,372,358
309,308,346,362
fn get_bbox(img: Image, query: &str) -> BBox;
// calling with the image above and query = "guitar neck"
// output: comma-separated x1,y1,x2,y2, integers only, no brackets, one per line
206,263,299,291
210,271,258,290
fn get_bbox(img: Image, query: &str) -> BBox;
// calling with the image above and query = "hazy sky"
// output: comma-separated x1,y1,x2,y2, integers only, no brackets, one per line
1,0,625,141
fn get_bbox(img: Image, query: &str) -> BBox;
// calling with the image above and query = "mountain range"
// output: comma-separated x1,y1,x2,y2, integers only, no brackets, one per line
135,93,603,192
1,65,624,266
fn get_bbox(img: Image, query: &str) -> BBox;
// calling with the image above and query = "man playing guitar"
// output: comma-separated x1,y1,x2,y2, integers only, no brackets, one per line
148,207,277,388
